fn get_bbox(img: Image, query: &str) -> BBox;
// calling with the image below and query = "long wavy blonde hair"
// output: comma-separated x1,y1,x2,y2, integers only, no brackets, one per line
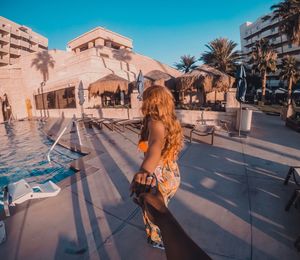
140,85,183,162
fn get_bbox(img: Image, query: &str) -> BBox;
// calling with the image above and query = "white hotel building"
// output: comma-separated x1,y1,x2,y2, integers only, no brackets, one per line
240,13,300,89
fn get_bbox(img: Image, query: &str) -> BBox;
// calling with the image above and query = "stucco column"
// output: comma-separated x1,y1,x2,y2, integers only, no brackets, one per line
75,48,80,54
105,41,112,48
225,88,239,113
225,88,240,130
88,42,94,48
130,89,142,119
95,38,105,46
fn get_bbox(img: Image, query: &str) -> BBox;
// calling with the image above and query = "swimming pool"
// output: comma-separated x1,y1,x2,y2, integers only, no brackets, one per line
0,121,82,190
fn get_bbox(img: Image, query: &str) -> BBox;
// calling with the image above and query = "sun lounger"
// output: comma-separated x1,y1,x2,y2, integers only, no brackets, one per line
284,166,300,211
6,179,61,206
0,220,6,245
284,166,300,186
283,166,300,251
114,118,143,134
110,118,130,131
190,123,215,145
90,118,112,130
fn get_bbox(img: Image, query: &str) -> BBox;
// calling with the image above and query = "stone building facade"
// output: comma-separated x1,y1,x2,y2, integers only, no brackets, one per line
0,16,48,67
240,13,300,89
0,26,180,122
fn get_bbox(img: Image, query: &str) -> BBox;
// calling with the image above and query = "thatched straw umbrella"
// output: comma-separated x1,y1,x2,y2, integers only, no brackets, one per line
144,70,176,89
176,64,235,104
88,74,129,98
129,70,176,90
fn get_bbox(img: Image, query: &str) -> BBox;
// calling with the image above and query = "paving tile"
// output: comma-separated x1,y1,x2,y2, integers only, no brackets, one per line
179,141,246,177
90,224,166,260
0,187,123,260
66,168,144,229
169,165,251,259
248,177,300,260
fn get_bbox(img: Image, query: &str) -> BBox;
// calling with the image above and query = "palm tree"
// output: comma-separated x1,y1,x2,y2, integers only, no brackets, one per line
174,55,197,73
270,0,300,45
31,51,55,117
249,38,277,104
200,38,240,75
31,51,55,82
280,55,299,104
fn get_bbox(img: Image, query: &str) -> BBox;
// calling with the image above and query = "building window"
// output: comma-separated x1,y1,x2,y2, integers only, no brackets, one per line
46,91,57,109
271,27,275,33
288,43,292,48
272,37,276,42
256,26,259,30
35,86,76,110
61,87,76,108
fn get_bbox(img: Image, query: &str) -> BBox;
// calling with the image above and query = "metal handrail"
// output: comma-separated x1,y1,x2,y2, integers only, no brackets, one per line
47,126,68,163
47,116,82,163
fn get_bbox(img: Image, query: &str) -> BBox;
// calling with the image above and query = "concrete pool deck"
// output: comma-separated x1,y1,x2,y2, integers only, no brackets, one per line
1,110,300,259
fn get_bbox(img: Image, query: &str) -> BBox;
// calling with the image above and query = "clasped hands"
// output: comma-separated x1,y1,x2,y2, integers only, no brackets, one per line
130,171,168,225
130,170,157,197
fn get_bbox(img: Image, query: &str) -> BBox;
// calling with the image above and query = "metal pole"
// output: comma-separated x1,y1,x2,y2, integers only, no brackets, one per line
41,82,46,118
47,126,68,162
75,120,82,146
238,102,242,136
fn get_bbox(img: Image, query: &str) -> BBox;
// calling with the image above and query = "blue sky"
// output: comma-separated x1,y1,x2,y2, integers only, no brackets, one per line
2,0,279,66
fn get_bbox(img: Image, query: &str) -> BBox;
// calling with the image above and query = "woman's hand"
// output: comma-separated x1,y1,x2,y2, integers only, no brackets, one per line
130,171,157,197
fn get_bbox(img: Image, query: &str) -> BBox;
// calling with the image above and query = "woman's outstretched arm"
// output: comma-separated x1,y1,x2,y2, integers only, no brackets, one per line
130,119,165,196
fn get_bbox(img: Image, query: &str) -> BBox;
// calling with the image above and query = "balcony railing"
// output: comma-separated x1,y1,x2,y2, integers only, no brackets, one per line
0,46,9,53
20,31,29,40
0,25,10,33
0,56,9,64
10,37,19,45
19,40,30,48
0,36,10,43
10,48,20,56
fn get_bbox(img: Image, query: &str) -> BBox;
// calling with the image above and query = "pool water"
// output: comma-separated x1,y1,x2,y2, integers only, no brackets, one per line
0,121,82,190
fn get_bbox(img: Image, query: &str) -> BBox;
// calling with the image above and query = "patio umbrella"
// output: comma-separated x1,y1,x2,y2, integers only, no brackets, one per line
136,70,144,101
144,70,176,90
236,64,247,103
235,64,248,137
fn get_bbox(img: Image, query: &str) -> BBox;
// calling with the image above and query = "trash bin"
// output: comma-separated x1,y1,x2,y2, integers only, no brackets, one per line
236,108,253,132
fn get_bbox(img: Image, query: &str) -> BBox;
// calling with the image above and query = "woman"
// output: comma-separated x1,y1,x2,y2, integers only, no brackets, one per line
130,85,183,249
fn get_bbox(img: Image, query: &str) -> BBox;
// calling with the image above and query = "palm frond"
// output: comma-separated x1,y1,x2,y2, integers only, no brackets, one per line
174,55,197,73
200,38,240,75
270,0,300,44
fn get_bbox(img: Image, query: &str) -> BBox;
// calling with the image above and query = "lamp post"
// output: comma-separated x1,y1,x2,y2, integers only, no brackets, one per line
40,81,46,118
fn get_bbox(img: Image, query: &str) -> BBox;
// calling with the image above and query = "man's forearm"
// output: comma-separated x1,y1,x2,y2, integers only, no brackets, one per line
157,210,211,260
